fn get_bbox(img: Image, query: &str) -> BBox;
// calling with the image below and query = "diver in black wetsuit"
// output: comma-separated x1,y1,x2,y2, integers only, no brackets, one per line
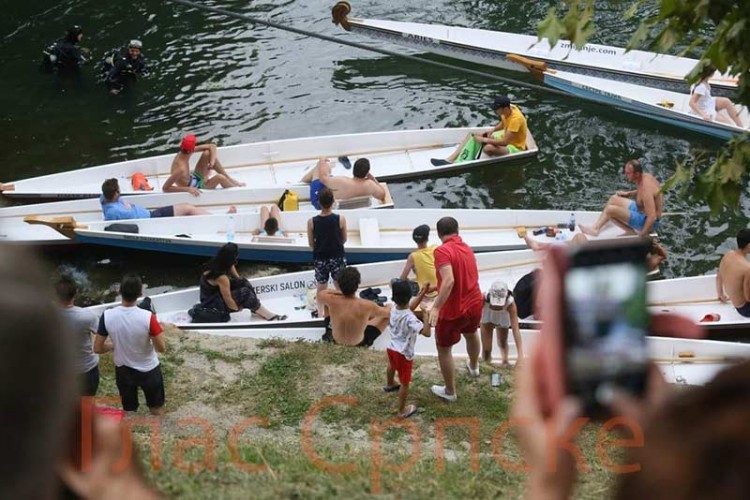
41,26,89,73
103,40,149,94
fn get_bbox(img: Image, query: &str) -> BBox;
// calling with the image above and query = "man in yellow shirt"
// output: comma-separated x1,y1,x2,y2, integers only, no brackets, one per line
399,224,438,320
431,95,528,166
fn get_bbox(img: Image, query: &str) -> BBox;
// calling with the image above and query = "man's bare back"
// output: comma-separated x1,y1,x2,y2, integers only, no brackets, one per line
636,173,664,220
718,250,750,307
319,290,390,345
301,158,386,202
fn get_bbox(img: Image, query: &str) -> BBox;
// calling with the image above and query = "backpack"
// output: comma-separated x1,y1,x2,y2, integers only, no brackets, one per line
188,304,230,323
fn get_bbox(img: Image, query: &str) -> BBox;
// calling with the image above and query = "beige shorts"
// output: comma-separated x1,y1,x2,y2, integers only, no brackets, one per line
417,294,437,312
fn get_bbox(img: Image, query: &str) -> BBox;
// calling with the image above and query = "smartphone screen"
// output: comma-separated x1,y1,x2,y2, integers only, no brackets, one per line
563,240,650,417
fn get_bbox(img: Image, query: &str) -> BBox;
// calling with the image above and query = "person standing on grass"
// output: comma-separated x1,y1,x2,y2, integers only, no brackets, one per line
383,280,431,419
427,217,483,402
307,187,347,317
94,274,166,415
55,275,109,397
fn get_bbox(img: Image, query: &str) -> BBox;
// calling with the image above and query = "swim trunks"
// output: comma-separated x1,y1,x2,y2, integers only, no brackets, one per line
314,256,347,284
189,171,205,189
357,325,382,347
736,302,750,318
435,302,482,348
310,179,325,210
149,205,175,218
628,201,661,232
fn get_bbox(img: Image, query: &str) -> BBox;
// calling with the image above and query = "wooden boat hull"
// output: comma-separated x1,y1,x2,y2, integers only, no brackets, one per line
187,327,750,386
341,17,737,95
0,185,393,245
67,208,612,263
543,70,749,140
1,128,538,200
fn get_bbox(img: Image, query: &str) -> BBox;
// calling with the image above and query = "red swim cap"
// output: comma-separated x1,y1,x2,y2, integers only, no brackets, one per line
180,134,197,152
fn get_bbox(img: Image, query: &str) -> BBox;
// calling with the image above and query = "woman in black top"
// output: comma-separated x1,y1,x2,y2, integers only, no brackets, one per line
198,243,286,321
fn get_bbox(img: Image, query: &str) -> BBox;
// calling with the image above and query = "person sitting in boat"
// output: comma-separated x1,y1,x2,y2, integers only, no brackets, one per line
299,157,386,209
103,39,149,95
399,224,438,320
480,280,524,366
430,95,528,166
161,135,246,196
41,25,89,73
689,65,746,128
252,205,284,236
318,266,391,347
199,243,287,321
716,228,750,318
579,159,663,238
100,178,235,220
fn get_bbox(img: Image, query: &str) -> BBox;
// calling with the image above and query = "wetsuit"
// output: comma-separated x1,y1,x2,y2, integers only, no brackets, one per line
42,37,87,72
106,53,148,92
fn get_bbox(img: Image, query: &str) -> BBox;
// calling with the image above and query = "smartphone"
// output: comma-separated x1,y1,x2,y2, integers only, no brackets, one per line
562,238,651,418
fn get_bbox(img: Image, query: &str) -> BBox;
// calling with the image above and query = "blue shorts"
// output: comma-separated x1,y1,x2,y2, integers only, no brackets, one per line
149,205,175,218
310,179,325,210
628,201,660,232
736,302,750,318
314,256,347,284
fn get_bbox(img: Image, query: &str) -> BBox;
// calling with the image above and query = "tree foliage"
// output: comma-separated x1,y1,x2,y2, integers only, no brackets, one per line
538,0,750,214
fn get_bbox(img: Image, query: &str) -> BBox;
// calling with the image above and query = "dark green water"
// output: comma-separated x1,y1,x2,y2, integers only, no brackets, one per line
2,0,747,301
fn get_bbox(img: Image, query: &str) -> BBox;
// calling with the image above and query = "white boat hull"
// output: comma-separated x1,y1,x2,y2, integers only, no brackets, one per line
1,128,537,199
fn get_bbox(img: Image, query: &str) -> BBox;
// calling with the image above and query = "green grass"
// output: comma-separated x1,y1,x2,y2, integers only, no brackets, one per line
95,329,617,498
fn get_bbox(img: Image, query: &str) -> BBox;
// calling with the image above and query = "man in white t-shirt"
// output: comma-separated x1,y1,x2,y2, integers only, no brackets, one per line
56,275,108,396
94,274,166,415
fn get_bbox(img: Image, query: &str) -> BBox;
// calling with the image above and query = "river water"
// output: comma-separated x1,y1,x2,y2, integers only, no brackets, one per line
2,0,747,303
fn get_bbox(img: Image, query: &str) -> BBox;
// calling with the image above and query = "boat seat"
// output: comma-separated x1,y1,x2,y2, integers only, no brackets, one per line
251,235,296,244
338,196,373,210
359,218,380,246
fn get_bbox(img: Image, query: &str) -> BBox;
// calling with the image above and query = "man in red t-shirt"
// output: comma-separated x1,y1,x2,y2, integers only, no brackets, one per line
427,217,483,401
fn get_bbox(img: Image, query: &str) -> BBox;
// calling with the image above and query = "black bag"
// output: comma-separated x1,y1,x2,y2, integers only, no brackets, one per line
105,223,139,233
188,304,230,323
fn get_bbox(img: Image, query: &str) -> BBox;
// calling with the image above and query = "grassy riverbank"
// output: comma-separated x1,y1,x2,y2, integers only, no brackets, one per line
95,327,617,498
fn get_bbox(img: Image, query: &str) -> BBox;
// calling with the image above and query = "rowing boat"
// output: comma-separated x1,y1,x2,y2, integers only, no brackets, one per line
29,208,610,262
186,326,750,386
0,128,538,200
0,184,393,245
85,249,541,329
508,55,749,140
331,4,737,95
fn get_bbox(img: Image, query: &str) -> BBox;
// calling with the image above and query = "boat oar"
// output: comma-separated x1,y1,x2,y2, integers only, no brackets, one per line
24,215,83,240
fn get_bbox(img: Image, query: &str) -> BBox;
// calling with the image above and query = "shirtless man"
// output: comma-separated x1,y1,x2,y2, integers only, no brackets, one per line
300,157,386,209
716,229,750,317
580,159,663,238
162,134,245,196
318,266,391,347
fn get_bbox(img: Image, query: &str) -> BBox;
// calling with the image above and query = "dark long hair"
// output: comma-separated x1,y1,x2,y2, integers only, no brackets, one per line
203,243,238,280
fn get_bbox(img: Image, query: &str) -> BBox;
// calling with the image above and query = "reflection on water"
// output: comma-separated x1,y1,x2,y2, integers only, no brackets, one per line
1,0,747,298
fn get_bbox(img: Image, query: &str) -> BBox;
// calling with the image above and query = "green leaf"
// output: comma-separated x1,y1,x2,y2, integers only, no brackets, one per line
721,182,741,211
659,0,677,18
627,21,651,50
661,162,693,193
624,1,640,20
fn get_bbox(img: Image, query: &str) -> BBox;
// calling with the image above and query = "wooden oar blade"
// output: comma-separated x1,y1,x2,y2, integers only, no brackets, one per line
23,215,81,239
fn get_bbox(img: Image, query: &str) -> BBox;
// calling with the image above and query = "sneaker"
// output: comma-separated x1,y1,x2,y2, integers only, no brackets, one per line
465,359,480,378
430,158,451,167
431,385,457,402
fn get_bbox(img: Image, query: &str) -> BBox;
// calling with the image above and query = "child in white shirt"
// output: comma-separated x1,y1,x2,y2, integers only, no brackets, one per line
383,280,431,418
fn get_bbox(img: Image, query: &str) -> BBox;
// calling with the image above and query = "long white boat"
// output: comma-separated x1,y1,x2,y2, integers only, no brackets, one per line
331,4,738,95
0,184,393,245
0,128,537,200
508,56,749,140
85,249,542,329
28,208,609,262
188,327,750,386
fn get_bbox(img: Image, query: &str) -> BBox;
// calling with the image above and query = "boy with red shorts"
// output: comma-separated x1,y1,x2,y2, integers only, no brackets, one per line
383,280,431,418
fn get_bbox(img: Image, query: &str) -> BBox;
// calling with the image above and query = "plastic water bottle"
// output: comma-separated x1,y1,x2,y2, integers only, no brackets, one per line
568,213,576,232
556,231,566,241
226,215,235,242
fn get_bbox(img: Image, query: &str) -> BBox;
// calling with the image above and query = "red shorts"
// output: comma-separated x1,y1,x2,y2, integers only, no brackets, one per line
387,348,413,384
436,303,482,348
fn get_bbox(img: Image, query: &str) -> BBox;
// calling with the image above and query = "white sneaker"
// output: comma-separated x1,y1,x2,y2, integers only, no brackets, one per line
431,385,457,402
465,358,480,378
